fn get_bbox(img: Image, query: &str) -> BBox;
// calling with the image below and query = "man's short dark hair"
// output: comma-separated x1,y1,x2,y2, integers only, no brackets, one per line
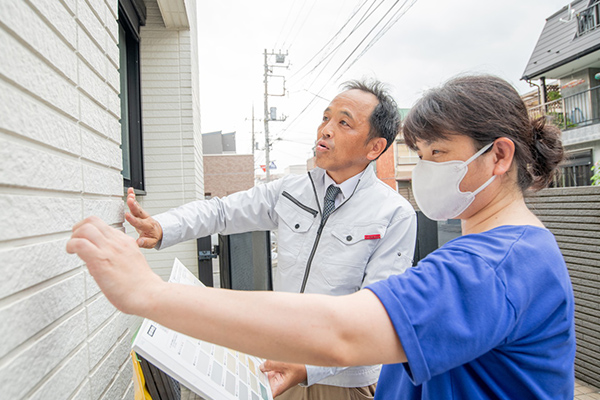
342,79,400,157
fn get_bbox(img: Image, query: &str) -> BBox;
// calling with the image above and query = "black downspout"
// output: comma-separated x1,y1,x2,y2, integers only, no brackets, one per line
541,76,548,105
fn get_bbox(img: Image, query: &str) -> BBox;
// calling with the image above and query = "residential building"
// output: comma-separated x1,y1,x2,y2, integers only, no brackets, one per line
375,142,397,190
284,164,308,176
0,0,201,398
522,0,600,187
395,109,419,207
202,131,254,199
202,130,237,155
522,0,600,388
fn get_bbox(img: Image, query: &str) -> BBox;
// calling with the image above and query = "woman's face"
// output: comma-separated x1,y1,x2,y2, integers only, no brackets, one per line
415,134,497,217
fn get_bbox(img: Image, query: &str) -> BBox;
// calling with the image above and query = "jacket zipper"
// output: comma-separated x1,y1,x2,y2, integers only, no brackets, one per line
299,172,361,293
282,191,318,217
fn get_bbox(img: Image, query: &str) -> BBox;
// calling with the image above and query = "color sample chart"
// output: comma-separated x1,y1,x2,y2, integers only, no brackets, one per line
132,259,273,400
194,339,270,400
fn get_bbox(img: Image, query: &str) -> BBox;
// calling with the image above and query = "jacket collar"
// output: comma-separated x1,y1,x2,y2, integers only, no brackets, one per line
308,163,376,193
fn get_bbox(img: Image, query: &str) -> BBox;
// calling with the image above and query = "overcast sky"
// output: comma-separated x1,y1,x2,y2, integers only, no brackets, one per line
195,0,568,173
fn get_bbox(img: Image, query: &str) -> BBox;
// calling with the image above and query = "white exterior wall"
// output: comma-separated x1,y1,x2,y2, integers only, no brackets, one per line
187,0,204,201
0,0,201,398
133,0,202,280
0,1,135,399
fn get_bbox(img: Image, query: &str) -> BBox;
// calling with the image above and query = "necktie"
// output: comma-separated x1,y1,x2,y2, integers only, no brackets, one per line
322,185,341,220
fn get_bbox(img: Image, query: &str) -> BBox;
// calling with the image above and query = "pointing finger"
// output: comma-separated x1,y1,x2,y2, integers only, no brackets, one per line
126,196,150,220
124,211,144,229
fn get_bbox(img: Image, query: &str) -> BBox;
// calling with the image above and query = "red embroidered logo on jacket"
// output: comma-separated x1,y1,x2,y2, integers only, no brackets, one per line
364,234,381,240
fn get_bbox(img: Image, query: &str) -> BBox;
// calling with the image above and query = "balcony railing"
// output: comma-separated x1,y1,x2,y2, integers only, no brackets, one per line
577,1,600,36
527,85,600,131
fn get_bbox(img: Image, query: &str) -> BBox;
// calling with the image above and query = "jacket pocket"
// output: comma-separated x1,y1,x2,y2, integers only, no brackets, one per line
274,193,318,270
320,223,386,289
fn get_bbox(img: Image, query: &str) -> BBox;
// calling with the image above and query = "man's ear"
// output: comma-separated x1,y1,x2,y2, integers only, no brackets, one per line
367,137,388,161
491,137,515,176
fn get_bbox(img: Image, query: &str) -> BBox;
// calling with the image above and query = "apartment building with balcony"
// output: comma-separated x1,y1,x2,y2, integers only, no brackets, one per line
522,1,600,388
522,0,600,187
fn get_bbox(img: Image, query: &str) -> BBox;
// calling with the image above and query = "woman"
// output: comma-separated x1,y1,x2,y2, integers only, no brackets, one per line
67,75,575,399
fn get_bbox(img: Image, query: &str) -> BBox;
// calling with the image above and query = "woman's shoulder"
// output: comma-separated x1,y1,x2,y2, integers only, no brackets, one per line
438,225,559,266
447,225,552,247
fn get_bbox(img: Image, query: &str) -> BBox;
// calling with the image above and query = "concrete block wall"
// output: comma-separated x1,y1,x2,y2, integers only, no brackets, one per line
132,0,202,280
0,0,135,399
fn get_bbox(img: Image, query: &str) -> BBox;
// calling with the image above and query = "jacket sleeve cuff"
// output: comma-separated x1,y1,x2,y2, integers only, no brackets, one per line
303,365,343,387
153,212,181,250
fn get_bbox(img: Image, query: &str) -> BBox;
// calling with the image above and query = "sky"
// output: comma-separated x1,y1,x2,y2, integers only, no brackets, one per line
195,0,568,174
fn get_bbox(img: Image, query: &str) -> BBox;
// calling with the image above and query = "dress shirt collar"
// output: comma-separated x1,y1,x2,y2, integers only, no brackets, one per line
323,169,365,207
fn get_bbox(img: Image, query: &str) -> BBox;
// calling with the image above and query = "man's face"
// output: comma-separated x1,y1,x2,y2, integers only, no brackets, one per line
315,89,379,183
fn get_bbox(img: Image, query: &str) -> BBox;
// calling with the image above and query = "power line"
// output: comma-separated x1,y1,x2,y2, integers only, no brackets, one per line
274,1,389,139
333,0,418,81
290,0,383,85
286,0,320,51
289,0,373,79
280,0,310,50
277,0,417,145
324,0,410,85
273,3,297,50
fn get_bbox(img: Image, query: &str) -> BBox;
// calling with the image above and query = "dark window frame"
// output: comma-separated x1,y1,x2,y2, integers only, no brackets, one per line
118,0,145,194
553,148,593,187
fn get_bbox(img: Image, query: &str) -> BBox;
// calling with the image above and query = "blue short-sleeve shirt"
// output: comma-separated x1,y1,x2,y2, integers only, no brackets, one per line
367,225,575,399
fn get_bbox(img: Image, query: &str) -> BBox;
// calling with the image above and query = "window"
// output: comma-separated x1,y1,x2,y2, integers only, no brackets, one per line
577,2,599,36
118,0,145,192
552,149,593,187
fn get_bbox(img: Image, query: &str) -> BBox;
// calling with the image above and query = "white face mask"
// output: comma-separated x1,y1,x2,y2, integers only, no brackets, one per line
412,142,496,221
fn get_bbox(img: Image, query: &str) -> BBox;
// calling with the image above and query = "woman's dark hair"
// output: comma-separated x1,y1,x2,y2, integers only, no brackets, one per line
402,74,564,191
342,79,401,157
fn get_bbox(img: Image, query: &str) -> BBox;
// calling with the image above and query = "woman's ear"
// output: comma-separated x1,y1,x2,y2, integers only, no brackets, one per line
491,137,515,176
367,137,388,161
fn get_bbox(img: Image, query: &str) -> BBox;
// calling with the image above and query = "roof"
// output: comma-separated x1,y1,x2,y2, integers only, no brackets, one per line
522,0,600,81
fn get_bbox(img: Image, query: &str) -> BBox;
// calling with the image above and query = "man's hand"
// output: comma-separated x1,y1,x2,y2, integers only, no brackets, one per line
125,187,163,248
260,361,307,397
66,216,164,315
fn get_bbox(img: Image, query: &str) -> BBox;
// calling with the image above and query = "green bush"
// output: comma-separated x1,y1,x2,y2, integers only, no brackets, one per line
547,112,578,129
547,90,562,101
592,161,600,186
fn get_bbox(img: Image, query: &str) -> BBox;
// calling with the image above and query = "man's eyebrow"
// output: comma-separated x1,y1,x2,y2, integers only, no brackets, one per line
340,110,354,120
322,108,354,120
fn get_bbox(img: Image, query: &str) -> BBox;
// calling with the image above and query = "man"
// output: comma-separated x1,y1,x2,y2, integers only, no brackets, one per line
125,79,417,399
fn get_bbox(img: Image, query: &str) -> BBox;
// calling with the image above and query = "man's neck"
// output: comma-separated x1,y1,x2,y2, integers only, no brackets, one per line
325,165,369,184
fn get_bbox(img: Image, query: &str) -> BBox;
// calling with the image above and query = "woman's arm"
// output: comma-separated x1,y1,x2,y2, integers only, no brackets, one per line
67,216,407,367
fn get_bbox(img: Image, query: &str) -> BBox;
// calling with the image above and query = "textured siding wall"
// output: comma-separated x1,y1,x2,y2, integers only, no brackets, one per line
526,185,600,387
0,0,135,399
133,0,202,279
186,0,204,202
204,155,254,198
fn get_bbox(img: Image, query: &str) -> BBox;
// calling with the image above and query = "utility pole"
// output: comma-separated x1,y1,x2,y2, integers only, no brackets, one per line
245,105,261,174
263,49,288,182
263,50,270,181
251,105,256,157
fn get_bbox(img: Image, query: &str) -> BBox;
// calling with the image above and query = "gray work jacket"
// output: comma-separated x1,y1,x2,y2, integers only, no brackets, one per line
154,166,417,387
